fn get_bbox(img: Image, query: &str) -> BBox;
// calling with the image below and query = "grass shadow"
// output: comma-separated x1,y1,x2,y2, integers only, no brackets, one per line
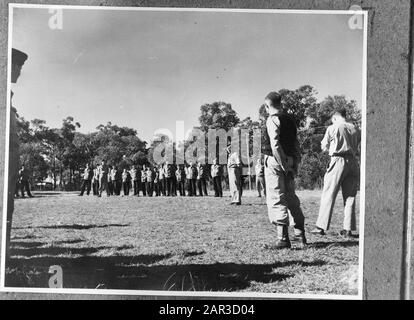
5,249,325,291
14,224,130,230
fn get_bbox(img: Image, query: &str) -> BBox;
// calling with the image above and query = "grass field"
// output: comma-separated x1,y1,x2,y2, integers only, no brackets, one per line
5,189,360,296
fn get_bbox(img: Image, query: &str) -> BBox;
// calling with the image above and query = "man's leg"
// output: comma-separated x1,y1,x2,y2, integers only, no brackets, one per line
285,174,306,242
256,179,262,197
79,180,86,196
86,180,91,195
341,159,359,232
264,155,292,248
202,179,208,196
315,157,345,231
25,181,33,197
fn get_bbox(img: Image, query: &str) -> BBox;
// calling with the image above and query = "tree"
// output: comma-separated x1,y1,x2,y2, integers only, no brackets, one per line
307,95,361,131
199,102,240,132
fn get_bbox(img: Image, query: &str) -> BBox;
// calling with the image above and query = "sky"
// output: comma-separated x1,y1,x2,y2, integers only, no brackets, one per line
11,7,364,143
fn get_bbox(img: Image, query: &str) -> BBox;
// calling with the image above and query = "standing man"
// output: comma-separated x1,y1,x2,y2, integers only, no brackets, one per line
164,161,173,196
107,165,114,196
176,165,186,196
187,162,197,196
197,161,208,196
122,168,131,196
311,108,360,238
18,165,33,198
141,165,147,196
98,160,110,197
255,158,266,198
146,166,154,197
158,164,166,196
227,145,242,205
130,165,140,196
211,158,223,197
6,48,28,260
262,92,306,249
92,165,99,196
79,163,93,196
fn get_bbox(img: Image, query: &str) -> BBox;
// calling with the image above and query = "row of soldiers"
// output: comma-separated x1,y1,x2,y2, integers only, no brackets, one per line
79,160,225,198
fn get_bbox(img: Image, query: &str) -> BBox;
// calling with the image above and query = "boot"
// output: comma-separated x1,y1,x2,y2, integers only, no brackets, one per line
293,227,307,246
274,225,291,249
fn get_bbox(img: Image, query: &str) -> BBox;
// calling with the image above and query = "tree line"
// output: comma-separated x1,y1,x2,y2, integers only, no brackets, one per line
16,85,361,190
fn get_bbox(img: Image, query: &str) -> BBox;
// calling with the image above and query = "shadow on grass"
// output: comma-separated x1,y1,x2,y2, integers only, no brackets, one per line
307,241,359,249
14,223,130,230
4,246,325,291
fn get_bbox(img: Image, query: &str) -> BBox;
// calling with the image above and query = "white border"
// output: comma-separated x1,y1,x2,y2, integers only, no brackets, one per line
1,3,368,300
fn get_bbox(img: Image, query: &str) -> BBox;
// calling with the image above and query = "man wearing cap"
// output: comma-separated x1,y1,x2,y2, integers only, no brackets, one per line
311,108,360,238
6,48,28,259
262,92,306,249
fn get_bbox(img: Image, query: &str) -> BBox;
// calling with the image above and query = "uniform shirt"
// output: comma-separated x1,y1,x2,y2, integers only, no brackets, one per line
176,169,186,181
141,170,147,182
255,163,264,177
321,121,360,157
93,169,99,181
211,164,222,178
145,169,154,182
154,171,159,183
164,165,172,178
83,167,93,180
227,152,241,169
19,168,29,182
98,164,109,180
186,166,197,179
197,164,207,179
129,168,137,181
159,168,165,179
122,171,131,182
266,113,300,172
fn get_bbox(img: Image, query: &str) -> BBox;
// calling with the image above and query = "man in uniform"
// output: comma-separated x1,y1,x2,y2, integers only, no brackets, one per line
211,158,223,197
98,160,110,197
122,168,131,196
79,163,93,196
164,161,173,196
196,161,208,196
145,166,154,196
92,165,99,196
311,108,360,238
227,145,242,205
176,165,186,196
255,158,266,198
158,164,166,196
130,165,140,196
141,165,147,196
262,92,306,249
18,165,33,198
107,165,114,195
186,162,197,196
6,48,28,260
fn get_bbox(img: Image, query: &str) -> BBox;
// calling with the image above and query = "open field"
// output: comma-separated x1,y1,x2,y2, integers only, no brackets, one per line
5,189,360,296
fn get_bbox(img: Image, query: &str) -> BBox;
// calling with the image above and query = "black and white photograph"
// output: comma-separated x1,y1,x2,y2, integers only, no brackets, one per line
1,4,367,299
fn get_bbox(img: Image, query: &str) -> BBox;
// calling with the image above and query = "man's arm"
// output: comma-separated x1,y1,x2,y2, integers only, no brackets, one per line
321,126,331,153
267,116,288,172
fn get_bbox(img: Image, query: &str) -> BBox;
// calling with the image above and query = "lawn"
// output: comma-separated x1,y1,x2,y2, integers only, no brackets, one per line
4,189,360,296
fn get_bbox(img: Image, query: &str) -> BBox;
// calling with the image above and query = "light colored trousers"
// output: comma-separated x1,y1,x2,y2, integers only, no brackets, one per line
264,155,304,228
228,167,242,204
316,156,359,231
